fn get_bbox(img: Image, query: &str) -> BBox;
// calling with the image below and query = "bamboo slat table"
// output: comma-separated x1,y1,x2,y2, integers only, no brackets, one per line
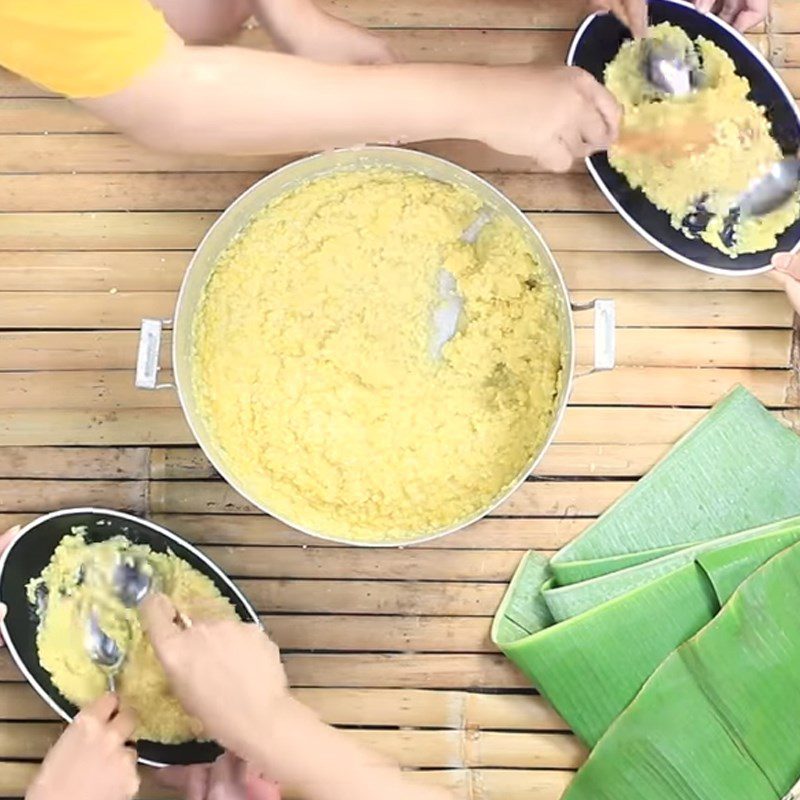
0,2,799,798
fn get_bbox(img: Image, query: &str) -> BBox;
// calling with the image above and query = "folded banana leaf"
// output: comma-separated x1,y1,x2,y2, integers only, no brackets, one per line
552,386,800,585
491,387,800,750
494,514,800,747
564,539,800,800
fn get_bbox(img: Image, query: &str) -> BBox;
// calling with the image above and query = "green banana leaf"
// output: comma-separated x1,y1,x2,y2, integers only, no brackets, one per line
552,386,800,585
491,387,800,749
493,514,800,747
563,539,800,800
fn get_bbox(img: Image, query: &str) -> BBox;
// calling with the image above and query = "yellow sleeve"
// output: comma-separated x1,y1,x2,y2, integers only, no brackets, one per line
0,0,170,98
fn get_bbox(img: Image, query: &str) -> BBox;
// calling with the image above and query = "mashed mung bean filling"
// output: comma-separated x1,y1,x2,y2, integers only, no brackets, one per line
192,170,564,543
606,23,800,256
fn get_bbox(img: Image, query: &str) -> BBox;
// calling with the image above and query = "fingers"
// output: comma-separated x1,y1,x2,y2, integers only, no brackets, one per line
580,103,619,152
695,0,716,12
538,141,574,173
140,593,181,655
81,692,120,723
718,0,739,23
246,775,283,800
123,747,142,796
581,78,622,152
0,525,22,554
623,0,648,38
576,72,622,144
733,8,766,31
208,753,248,800
108,705,138,743
771,253,800,316
589,0,647,37
773,252,800,279
186,765,211,800
245,769,282,800
155,764,210,800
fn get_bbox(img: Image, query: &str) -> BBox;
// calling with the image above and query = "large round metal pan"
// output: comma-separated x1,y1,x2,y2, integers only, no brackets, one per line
139,147,613,546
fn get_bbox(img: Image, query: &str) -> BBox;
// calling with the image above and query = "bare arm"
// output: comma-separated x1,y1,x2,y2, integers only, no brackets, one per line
141,594,451,800
79,33,620,171
246,695,451,800
80,35,471,154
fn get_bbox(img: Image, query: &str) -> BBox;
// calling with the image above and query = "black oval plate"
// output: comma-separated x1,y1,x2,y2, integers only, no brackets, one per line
568,0,800,274
0,508,260,768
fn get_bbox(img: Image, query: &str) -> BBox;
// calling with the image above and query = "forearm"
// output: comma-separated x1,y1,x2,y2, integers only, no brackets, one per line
80,38,480,155
249,0,320,50
240,696,452,800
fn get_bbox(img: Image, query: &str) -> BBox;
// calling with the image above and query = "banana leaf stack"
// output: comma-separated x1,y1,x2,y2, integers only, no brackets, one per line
492,387,800,799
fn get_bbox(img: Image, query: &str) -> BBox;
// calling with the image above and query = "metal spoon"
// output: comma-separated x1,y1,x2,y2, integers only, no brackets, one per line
112,555,153,608
643,40,697,97
429,208,492,360
85,609,124,691
735,157,800,219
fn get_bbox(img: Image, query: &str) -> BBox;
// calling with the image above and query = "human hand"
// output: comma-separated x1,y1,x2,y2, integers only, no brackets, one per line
0,525,21,647
157,752,281,800
468,65,621,172
254,0,396,65
589,0,649,38
25,694,138,800
589,0,767,36
770,252,800,315
695,0,768,32
294,11,396,65
141,593,288,756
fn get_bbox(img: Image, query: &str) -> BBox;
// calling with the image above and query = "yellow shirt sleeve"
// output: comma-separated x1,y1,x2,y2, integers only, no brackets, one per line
0,0,170,98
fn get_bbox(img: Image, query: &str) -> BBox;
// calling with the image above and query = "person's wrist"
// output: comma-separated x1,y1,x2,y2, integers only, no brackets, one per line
222,690,294,758
231,693,302,767
440,66,492,142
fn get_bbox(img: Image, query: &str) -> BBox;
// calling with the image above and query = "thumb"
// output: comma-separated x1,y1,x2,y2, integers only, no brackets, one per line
772,252,800,279
695,0,715,11
0,525,22,554
140,593,181,655
733,9,765,31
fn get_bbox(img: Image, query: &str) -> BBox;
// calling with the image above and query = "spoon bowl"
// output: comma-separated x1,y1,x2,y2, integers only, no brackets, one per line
85,608,124,690
113,555,153,608
643,39,696,96
736,158,800,219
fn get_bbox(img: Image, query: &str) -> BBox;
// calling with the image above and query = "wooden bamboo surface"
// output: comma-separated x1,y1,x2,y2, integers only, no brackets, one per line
1,1,799,797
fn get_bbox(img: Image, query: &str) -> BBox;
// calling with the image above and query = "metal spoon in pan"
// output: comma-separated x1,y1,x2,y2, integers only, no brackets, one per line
85,609,125,691
734,157,800,219
429,208,492,361
642,38,707,97
112,555,153,608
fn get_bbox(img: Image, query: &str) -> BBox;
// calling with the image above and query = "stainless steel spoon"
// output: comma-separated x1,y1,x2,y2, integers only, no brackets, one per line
735,158,800,219
643,40,696,97
112,555,153,608
429,208,492,360
85,609,124,691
